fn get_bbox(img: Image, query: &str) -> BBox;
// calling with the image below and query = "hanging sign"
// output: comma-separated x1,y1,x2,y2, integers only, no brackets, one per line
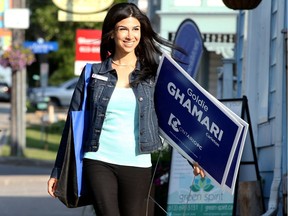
52,0,113,13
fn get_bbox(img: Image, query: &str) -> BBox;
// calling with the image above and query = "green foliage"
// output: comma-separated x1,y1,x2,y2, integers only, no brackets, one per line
0,45,35,71
151,146,172,163
26,0,127,86
0,120,65,161
25,122,65,152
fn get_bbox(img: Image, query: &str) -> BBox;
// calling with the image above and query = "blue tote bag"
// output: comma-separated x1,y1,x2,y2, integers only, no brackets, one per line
55,63,93,208
71,63,92,197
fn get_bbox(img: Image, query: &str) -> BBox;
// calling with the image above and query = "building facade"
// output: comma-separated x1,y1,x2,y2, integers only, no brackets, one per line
152,0,237,96
236,1,287,215
151,0,288,215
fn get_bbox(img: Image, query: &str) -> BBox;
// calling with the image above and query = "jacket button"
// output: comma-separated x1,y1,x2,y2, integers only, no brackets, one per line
139,97,143,102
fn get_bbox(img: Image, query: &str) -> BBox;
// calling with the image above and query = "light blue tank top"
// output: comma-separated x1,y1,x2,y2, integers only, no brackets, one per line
84,87,152,167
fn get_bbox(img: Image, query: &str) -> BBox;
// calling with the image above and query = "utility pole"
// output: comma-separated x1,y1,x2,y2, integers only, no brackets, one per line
10,0,26,156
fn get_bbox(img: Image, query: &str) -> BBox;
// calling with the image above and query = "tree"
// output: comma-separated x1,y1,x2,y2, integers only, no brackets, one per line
26,0,126,86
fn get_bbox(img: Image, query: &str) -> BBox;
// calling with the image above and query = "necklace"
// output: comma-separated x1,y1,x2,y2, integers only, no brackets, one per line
112,59,136,67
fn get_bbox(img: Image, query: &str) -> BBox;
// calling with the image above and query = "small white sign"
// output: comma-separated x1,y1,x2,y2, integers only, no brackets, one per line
74,60,99,76
4,9,30,29
58,10,107,22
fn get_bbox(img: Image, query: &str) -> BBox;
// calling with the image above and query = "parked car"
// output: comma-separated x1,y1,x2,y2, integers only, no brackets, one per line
28,77,79,108
0,82,11,102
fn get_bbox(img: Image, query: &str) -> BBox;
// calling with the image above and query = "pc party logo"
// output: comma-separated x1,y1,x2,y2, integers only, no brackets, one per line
168,113,181,132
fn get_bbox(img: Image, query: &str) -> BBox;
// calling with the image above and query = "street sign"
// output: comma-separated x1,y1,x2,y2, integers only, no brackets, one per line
23,41,59,54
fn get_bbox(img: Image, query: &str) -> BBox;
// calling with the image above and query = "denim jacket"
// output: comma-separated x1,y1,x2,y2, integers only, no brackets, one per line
51,58,163,178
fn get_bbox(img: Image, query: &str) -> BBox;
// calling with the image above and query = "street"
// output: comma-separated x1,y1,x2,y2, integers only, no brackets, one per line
0,162,95,216
0,102,94,216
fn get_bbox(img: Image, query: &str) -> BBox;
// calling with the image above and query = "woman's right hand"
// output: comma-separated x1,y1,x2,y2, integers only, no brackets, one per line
47,178,58,198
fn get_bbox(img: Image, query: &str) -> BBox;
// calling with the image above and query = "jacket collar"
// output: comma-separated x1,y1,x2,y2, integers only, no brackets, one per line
98,57,141,75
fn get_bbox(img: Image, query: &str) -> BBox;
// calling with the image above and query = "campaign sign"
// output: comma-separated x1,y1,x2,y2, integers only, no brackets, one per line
172,19,203,78
155,54,245,192
221,104,248,192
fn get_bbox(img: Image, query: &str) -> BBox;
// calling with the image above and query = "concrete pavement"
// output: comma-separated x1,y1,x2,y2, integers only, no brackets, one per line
0,157,95,216
0,104,95,215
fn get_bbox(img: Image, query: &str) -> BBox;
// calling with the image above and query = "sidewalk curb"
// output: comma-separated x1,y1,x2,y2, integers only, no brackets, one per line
0,156,54,168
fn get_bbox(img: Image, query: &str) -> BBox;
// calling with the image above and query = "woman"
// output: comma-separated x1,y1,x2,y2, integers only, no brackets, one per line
48,3,204,216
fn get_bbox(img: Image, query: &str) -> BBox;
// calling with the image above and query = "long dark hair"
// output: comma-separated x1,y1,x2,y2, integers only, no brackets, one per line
100,3,180,82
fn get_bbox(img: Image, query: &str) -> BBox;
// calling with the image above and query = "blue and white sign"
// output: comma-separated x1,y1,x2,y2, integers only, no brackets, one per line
172,19,203,78
166,150,235,215
155,54,248,193
23,41,58,54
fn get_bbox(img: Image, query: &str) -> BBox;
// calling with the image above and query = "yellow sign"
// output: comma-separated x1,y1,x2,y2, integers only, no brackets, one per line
52,0,113,14
58,10,107,22
0,29,12,50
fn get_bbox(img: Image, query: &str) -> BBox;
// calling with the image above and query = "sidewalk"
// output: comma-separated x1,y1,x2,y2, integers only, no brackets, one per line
0,108,95,215
0,157,95,216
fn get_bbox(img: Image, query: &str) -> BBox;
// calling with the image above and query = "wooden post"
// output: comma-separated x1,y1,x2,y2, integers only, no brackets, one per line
237,181,264,215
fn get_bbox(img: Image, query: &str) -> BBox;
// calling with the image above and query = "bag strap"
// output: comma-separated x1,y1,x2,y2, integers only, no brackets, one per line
82,63,92,110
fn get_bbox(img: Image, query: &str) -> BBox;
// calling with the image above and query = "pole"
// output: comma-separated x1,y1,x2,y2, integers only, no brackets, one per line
10,0,26,156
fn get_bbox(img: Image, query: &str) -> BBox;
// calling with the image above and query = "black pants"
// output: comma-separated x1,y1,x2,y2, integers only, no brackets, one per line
83,159,152,216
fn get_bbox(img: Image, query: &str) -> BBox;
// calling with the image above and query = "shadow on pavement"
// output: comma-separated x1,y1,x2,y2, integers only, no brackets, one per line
0,196,95,216
0,160,95,216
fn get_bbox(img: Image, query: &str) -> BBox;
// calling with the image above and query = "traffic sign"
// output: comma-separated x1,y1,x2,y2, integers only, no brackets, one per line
23,41,58,54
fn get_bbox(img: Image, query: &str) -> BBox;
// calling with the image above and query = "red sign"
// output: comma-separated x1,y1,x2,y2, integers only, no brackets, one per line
75,29,101,61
